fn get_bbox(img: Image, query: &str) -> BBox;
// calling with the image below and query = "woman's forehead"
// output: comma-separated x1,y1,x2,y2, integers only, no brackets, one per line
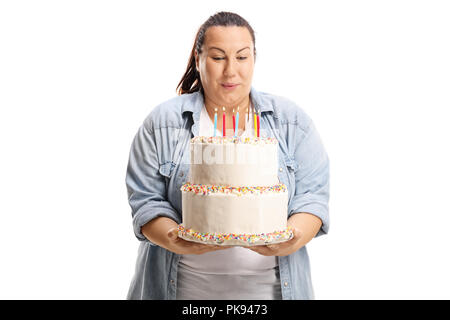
204,26,253,49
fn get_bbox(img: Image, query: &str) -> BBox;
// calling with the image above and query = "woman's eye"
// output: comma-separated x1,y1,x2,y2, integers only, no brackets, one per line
212,57,247,61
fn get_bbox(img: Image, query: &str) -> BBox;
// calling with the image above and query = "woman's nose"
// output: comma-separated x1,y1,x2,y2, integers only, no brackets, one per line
224,58,237,77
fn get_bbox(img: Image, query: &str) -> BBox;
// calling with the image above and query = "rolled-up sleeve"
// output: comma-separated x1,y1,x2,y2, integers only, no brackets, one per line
126,124,179,243
288,120,330,237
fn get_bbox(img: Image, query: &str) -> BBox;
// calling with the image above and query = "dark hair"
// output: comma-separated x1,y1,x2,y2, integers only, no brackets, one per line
176,11,256,95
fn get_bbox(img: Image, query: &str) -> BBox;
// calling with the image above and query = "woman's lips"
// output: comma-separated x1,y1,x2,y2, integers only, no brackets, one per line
221,83,239,90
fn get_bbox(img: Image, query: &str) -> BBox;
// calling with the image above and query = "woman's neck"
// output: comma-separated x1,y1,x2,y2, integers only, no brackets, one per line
204,95,252,134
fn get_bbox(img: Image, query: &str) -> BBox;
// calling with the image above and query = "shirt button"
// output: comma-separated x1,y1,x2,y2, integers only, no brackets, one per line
180,172,184,178
279,168,283,172
284,281,289,287
170,279,175,285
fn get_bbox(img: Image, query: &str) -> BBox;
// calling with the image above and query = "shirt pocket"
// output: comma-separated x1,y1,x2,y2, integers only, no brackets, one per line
159,161,176,179
159,161,189,193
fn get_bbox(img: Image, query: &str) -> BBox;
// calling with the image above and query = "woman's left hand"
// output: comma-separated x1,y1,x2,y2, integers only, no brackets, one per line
246,227,303,256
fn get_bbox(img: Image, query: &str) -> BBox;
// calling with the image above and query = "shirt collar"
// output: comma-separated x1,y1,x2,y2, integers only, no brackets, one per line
250,86,274,113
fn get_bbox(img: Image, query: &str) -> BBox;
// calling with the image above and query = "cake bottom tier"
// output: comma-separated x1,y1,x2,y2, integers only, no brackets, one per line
180,183,290,246
178,225,294,246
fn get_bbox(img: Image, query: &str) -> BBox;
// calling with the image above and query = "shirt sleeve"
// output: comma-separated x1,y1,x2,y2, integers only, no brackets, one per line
288,120,330,237
125,124,180,243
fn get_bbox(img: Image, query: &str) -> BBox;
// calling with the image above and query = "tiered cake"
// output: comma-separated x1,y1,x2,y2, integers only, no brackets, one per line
178,136,293,246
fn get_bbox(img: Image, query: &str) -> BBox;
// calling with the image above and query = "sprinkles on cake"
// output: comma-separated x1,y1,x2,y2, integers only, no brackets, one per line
178,225,294,245
181,182,287,196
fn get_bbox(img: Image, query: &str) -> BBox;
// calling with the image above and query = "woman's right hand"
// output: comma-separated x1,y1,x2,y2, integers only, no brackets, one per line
141,217,229,255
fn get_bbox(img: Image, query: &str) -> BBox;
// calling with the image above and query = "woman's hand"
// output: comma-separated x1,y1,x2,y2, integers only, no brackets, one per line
165,227,230,255
246,212,322,256
142,217,229,255
246,227,303,256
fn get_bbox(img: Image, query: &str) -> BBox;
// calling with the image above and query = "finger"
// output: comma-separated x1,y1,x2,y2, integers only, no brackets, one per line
167,227,179,241
191,243,228,254
292,227,302,239
200,245,226,252
208,243,234,251
247,246,262,254
213,245,231,250
281,227,300,246
185,243,211,254
289,228,303,247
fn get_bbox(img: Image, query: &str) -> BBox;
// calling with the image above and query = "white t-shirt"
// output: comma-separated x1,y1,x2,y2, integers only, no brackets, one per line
178,102,278,275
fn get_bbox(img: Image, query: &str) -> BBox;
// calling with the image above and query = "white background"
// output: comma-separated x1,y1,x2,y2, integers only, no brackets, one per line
1,0,449,299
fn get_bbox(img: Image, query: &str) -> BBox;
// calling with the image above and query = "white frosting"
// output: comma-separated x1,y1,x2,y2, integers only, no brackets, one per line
181,191,288,235
189,141,279,186
180,137,290,246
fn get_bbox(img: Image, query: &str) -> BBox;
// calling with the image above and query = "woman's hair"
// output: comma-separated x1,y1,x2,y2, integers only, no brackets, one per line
176,11,256,95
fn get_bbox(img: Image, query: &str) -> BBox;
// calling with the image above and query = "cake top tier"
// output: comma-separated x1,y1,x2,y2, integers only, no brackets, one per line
191,136,278,145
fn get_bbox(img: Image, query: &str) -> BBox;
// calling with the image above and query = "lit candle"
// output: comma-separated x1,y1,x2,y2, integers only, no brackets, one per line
257,110,260,138
232,108,235,135
222,107,226,137
235,107,239,137
253,107,257,137
213,107,217,137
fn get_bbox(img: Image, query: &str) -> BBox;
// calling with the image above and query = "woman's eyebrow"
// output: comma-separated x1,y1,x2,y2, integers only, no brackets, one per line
208,46,250,54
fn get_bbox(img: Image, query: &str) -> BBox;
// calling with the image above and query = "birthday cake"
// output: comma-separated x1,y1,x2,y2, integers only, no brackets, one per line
178,136,293,246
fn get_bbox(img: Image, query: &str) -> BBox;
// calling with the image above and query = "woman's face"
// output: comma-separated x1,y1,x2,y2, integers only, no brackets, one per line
195,26,255,108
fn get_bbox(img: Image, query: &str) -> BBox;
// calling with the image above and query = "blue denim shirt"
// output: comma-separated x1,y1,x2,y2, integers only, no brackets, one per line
126,86,330,300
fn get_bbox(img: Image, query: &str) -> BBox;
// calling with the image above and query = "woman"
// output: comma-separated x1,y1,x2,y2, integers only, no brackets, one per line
126,11,329,300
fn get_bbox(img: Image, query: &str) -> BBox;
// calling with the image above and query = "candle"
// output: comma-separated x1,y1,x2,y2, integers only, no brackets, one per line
232,108,235,135
235,107,239,137
257,110,260,138
253,107,257,137
245,108,248,130
213,107,217,137
222,107,226,137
